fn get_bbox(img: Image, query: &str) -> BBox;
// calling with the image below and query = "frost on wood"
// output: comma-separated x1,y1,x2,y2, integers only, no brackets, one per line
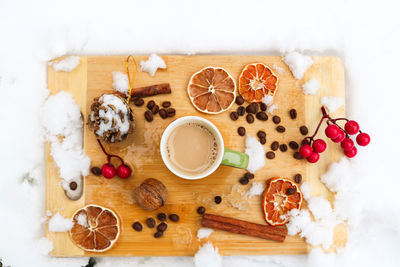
283,51,313,80
48,212,73,232
112,71,129,95
194,242,222,267
49,56,80,72
320,96,344,113
246,182,264,197
245,135,265,173
140,54,166,76
197,228,214,240
302,78,320,95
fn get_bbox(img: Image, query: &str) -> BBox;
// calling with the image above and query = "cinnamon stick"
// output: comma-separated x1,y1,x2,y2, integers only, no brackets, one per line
202,213,287,242
131,83,171,98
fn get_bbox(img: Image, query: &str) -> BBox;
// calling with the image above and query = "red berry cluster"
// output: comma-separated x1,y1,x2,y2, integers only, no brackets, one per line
299,106,370,163
97,139,132,179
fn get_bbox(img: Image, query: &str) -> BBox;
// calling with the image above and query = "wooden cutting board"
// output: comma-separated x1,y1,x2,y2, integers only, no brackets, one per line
46,55,346,257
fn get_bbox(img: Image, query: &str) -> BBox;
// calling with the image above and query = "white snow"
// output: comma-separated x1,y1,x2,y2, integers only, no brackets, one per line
261,95,278,114
48,212,73,232
36,237,54,255
194,242,222,267
321,96,345,113
197,228,214,240
266,103,278,114
245,135,265,173
246,182,264,197
76,213,88,227
112,71,130,95
273,63,285,74
48,56,80,72
302,78,320,95
140,54,166,76
283,51,313,80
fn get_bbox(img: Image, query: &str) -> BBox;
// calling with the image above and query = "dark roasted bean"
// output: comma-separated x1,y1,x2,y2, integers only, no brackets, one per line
132,222,143,231
144,110,153,122
245,172,254,179
91,166,102,176
286,188,296,195
162,101,171,108
289,109,297,119
237,126,246,136
154,231,163,238
289,141,299,150
197,206,206,215
300,126,309,135
151,104,159,114
279,144,288,152
235,95,245,105
214,196,222,204
260,103,267,111
147,100,156,110
157,222,168,232
157,213,167,221
69,182,77,190
293,152,303,159
276,125,285,133
266,151,275,159
246,114,255,123
146,217,156,228
245,103,258,114
256,111,268,121
159,109,168,119
169,214,179,222
271,141,279,151
239,177,249,185
257,130,266,139
230,112,239,121
272,116,281,124
237,106,245,116
294,174,302,184
134,98,144,106
260,137,266,144
166,108,176,117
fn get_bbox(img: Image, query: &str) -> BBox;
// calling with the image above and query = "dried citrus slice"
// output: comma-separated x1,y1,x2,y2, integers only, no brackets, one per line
238,63,278,102
187,66,236,114
69,204,120,252
261,177,303,226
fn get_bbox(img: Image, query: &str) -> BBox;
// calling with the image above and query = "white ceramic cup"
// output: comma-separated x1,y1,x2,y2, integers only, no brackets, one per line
160,116,248,180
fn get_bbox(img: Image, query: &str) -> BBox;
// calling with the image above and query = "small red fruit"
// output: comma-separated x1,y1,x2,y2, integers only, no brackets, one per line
356,132,370,146
341,138,354,151
299,144,313,158
307,152,320,163
345,120,360,135
331,130,345,143
101,163,116,179
312,139,327,153
325,124,340,139
117,164,132,179
344,146,357,158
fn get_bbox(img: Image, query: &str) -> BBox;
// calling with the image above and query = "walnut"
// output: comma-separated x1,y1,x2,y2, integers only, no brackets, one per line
133,178,168,211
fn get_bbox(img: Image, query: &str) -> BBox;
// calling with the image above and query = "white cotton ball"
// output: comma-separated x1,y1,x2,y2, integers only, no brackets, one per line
283,51,313,79
140,54,166,76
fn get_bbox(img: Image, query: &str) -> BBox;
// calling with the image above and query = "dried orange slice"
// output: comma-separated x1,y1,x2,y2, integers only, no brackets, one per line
238,63,278,102
69,204,120,252
187,66,236,114
261,177,303,226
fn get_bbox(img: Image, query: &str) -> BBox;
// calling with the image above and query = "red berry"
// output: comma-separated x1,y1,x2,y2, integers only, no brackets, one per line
332,130,345,143
344,146,357,158
344,120,360,135
341,138,354,151
325,124,340,139
307,152,320,163
356,132,370,146
312,139,327,153
299,144,313,158
101,163,116,179
117,164,132,179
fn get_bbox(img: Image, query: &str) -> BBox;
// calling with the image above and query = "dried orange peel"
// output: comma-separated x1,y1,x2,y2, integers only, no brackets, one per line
238,63,278,103
261,177,303,226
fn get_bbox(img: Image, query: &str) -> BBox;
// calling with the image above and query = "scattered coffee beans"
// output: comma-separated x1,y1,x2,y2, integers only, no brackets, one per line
239,177,249,185
230,111,239,121
237,106,245,116
246,103,258,114
169,214,179,222
260,102,267,111
146,217,156,228
157,222,168,232
266,151,275,159
162,101,171,108
271,141,279,151
134,98,144,106
256,111,268,121
197,206,206,215
235,95,245,105
286,188,296,195
279,144,288,152
154,231,163,238
144,110,153,122
289,109,297,119
245,172,254,180
300,126,309,135
294,174,302,184
237,126,246,136
157,213,167,221
276,125,285,133
132,222,143,231
69,182,77,191
272,116,281,124
246,114,255,123
257,130,266,139
151,104,159,114
91,166,102,176
159,109,168,119
289,141,299,150
147,100,156,110
214,196,222,204
166,108,176,117
293,152,303,159
260,137,266,144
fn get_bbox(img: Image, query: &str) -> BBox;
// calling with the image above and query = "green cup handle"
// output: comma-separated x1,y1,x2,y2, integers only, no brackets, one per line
221,147,249,169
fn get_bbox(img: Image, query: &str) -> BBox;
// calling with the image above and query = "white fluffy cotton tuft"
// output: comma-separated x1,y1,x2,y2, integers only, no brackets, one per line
140,54,166,76
283,51,313,79
302,78,320,95
49,56,80,72
321,96,344,113
245,135,265,173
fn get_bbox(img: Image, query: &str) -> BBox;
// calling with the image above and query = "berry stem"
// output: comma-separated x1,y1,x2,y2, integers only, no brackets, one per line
97,139,125,164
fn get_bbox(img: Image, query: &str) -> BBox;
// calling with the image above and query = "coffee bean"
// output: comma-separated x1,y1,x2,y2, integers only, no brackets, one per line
214,196,222,204
166,108,176,117
144,110,153,122
289,141,299,150
132,222,143,231
235,95,245,105
256,111,268,121
197,206,206,215
279,144,288,152
134,98,144,106
271,141,279,151
289,109,297,119
157,222,168,232
237,106,245,116
260,137,266,144
260,102,267,111
69,181,77,191
230,111,239,121
300,126,309,135
147,100,156,110
293,152,303,159
266,151,275,159
159,109,168,119
237,126,246,136
151,104,159,114
286,188,296,195
91,166,102,176
245,172,254,179
246,114,254,123
154,231,163,238
294,174,302,184
245,103,258,114
239,177,249,185
169,214,179,222
157,213,167,221
272,116,281,124
257,130,266,139
276,125,285,133
146,217,156,228
162,101,171,108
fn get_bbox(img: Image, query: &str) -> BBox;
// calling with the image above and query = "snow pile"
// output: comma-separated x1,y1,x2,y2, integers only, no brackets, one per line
245,135,265,173
321,96,344,113
246,182,264,197
302,78,320,95
193,242,222,267
48,212,73,232
261,95,278,114
273,63,285,74
140,54,166,76
112,71,129,95
48,56,80,72
283,51,313,80
197,228,214,240
36,237,54,255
